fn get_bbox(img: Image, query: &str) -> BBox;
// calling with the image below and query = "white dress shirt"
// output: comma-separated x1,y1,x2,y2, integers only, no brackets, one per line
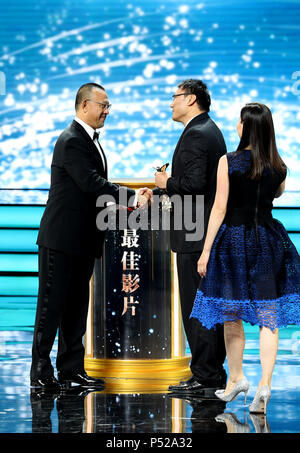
74,116,106,171
74,117,139,206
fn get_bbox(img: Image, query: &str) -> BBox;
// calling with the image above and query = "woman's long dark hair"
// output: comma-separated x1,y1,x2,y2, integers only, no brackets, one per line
237,103,287,180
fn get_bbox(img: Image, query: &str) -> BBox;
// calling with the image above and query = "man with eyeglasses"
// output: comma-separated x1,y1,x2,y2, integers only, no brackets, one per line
150,79,227,397
30,82,150,391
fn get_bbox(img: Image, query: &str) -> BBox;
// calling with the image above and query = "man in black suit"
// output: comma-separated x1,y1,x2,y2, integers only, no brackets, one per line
154,79,227,396
30,82,148,390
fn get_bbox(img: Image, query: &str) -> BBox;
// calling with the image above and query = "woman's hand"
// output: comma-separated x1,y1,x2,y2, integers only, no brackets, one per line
197,250,210,278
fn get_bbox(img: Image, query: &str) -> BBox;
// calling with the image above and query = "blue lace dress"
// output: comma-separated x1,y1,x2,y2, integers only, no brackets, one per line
190,149,300,331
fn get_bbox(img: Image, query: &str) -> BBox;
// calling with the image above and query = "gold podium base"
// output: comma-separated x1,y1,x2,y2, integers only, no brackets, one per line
84,356,192,392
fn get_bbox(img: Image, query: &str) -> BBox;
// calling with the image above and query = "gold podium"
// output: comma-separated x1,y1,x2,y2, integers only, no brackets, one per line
84,179,191,391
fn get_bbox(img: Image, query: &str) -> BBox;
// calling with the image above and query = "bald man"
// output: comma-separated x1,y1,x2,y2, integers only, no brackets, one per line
30,83,148,390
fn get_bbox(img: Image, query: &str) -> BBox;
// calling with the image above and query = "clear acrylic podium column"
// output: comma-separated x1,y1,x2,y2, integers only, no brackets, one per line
84,179,191,391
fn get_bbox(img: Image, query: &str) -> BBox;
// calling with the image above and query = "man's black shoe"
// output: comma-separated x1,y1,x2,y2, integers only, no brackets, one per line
30,376,61,392
169,376,196,390
168,376,202,391
167,393,204,403
57,371,105,389
168,390,224,401
168,376,225,398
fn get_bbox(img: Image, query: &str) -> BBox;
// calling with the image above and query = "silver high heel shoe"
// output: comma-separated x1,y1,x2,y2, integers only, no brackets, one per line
249,386,271,415
215,377,250,404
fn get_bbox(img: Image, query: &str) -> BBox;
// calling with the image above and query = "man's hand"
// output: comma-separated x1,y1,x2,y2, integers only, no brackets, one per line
137,187,153,207
155,171,169,189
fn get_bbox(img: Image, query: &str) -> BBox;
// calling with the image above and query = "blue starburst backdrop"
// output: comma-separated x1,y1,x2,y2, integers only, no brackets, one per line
0,0,299,205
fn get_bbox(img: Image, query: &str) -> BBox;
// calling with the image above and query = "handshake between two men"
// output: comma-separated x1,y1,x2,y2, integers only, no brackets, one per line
137,163,170,208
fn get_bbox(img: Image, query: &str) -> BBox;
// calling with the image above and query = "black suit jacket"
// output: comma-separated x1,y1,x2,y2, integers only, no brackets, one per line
37,120,136,257
163,112,227,253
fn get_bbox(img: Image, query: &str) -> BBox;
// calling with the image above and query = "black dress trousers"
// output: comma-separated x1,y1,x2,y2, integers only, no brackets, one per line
30,246,95,380
176,252,227,384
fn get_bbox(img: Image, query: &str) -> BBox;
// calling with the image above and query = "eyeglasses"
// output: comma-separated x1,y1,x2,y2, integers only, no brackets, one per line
86,99,112,111
172,93,193,100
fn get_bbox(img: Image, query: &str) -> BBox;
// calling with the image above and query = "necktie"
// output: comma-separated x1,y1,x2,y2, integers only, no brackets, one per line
93,131,99,141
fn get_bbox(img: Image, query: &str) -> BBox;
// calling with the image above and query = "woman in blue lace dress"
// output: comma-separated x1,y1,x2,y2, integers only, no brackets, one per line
190,103,300,414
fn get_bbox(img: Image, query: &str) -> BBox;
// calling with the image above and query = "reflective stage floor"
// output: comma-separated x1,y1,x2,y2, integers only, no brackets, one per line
0,328,300,434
